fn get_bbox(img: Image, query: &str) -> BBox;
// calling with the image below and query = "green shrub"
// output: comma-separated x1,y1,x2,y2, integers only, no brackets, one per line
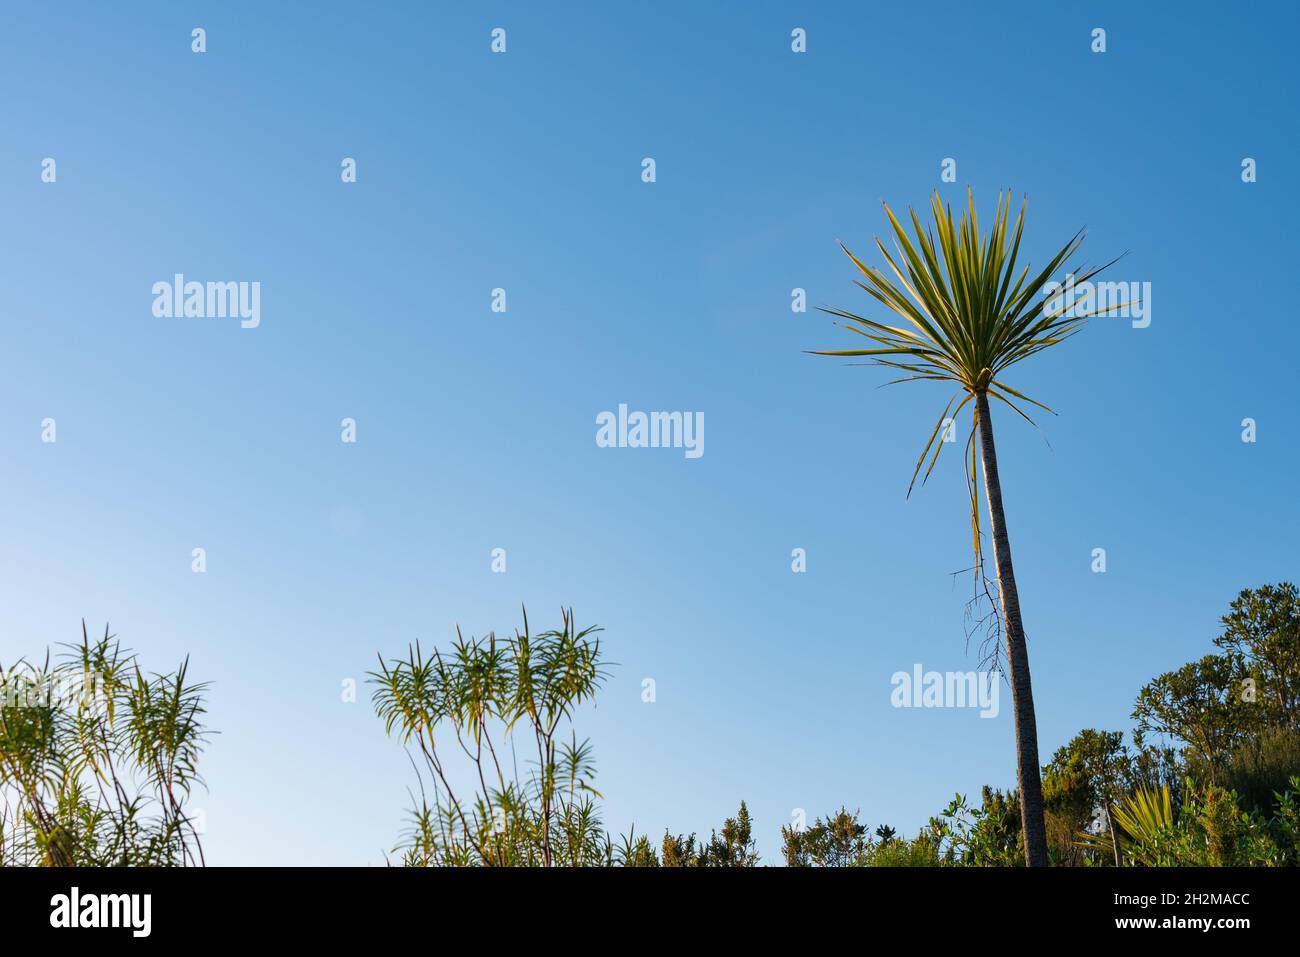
1188,725,1300,815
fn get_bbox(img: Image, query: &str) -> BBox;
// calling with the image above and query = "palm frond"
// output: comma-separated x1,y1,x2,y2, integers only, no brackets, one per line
811,188,1121,573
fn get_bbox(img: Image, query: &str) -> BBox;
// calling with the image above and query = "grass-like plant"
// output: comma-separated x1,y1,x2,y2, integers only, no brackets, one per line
0,623,209,866
371,607,611,866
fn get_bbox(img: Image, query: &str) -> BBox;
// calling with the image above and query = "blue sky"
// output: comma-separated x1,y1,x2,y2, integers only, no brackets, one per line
1,2,1296,864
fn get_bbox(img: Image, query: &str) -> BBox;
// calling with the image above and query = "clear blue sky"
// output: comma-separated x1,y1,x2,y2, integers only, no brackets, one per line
2,2,1295,864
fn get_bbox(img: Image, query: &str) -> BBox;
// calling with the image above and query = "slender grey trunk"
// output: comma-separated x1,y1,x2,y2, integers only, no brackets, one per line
975,392,1049,867
1105,803,1122,867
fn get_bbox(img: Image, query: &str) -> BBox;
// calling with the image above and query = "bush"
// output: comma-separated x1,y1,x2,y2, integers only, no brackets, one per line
1079,778,1300,866
1187,725,1300,815
782,807,869,867
866,833,943,867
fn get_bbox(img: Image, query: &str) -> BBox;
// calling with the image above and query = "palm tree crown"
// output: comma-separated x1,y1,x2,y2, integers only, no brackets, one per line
812,188,1122,570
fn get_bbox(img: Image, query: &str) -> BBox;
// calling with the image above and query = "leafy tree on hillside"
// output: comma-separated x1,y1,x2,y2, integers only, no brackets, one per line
1133,654,1253,768
1214,582,1300,728
1134,583,1300,801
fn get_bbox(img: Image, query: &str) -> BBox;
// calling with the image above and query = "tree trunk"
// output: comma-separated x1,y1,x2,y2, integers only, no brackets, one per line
975,391,1049,866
